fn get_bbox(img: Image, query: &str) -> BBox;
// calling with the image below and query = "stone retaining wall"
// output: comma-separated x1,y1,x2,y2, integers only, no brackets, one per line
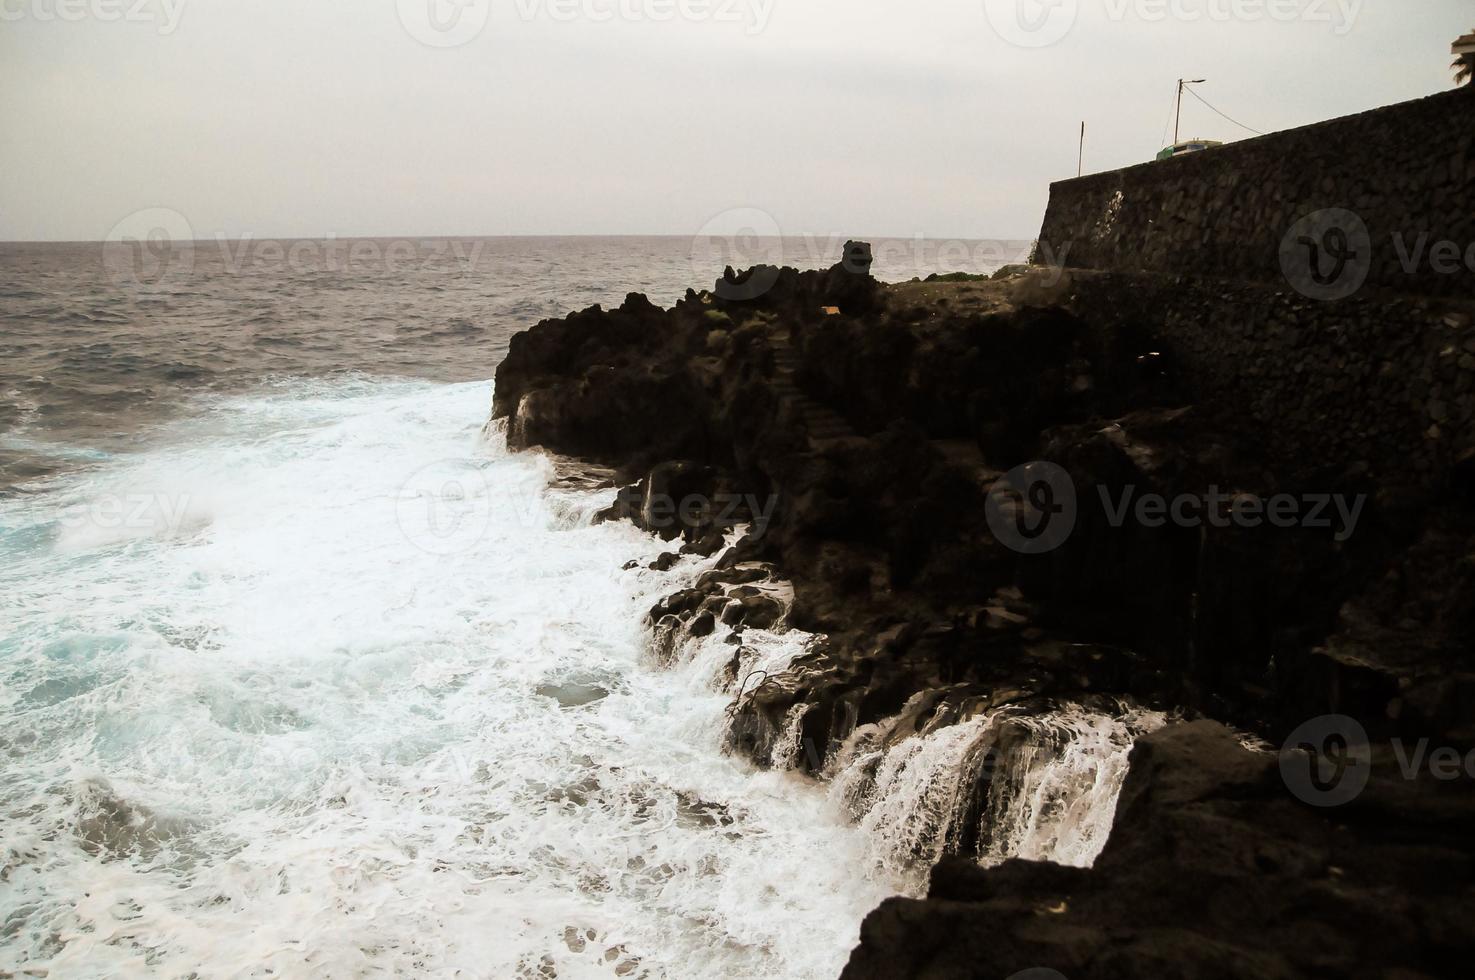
1037,87,1475,300
1059,270,1475,484
1035,87,1475,484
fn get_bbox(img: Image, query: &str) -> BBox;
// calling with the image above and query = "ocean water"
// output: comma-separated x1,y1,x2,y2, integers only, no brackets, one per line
0,236,1032,492
0,235,1127,979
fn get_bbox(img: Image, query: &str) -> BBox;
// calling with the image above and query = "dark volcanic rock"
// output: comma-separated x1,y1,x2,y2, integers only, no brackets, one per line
842,721,1475,980
492,247,1475,980
688,611,716,638
647,552,679,572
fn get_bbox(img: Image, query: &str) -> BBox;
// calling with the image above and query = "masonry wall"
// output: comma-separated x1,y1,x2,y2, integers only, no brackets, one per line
1037,87,1475,299
1032,87,1475,484
1059,270,1475,483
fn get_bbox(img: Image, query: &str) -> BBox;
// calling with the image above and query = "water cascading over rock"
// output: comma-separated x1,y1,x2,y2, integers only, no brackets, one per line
827,701,1168,880
641,575,1169,885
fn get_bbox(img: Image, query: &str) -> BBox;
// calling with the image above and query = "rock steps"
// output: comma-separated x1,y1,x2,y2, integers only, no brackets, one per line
769,332,859,446
768,334,1002,463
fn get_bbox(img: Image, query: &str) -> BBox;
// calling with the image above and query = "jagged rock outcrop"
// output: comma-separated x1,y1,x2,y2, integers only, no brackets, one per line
491,248,1475,978
495,252,1467,737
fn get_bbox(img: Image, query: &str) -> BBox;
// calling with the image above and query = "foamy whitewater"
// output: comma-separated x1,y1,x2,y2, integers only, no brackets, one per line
2,238,1155,978
1,379,899,977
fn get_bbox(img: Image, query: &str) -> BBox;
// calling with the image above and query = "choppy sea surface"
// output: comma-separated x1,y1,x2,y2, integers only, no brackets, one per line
0,236,1063,978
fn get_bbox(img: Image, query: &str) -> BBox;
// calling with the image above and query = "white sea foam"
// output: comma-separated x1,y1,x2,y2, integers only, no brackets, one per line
0,376,1171,977
974,705,1169,868
830,702,1170,884
0,379,897,979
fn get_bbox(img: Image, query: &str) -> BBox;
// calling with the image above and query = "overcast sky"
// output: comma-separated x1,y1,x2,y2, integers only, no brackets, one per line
1,0,1468,241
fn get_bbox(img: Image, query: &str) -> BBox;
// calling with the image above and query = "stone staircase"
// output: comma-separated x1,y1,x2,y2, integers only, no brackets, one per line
766,335,1004,474
769,332,858,447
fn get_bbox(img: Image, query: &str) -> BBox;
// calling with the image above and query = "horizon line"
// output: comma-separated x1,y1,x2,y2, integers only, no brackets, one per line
0,232,1041,246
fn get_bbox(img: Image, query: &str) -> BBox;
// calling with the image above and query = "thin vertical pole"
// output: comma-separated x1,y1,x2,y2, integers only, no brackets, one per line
1077,121,1085,177
1174,78,1183,144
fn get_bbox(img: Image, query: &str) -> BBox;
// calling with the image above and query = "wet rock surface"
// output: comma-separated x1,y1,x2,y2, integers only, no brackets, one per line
493,251,1475,977
843,722,1475,979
